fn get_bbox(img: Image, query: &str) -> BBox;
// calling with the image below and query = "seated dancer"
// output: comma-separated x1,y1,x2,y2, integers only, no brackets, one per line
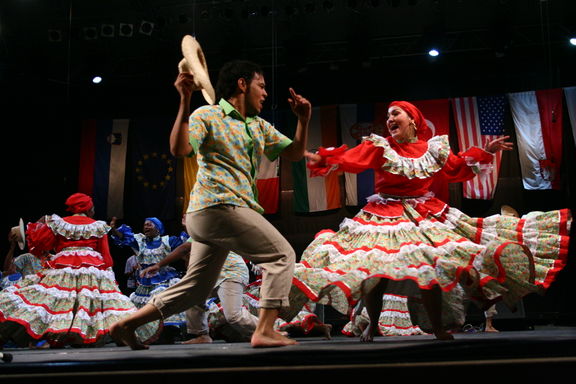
109,217,188,330
286,100,571,341
243,267,332,340
0,193,159,347
140,240,259,344
1,227,44,290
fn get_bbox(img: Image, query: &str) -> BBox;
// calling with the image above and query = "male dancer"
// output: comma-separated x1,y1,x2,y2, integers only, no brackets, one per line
111,60,311,348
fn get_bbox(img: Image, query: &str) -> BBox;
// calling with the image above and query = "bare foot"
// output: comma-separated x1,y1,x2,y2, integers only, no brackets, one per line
484,325,499,333
360,324,377,342
316,324,332,340
251,330,298,348
181,334,213,344
109,322,148,350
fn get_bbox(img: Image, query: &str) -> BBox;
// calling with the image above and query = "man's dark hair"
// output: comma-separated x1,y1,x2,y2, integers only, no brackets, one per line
215,60,263,101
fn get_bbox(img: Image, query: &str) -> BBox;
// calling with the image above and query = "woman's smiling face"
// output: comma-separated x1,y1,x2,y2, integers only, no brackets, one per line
387,106,415,142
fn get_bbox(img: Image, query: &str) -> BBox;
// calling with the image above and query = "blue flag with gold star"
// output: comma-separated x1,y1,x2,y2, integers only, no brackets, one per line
124,117,178,226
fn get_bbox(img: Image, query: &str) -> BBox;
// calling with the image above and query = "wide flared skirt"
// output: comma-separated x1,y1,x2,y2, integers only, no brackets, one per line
286,204,571,327
0,266,160,347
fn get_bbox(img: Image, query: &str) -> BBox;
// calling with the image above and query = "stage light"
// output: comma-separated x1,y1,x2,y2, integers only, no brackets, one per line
139,20,154,36
48,29,62,42
100,24,115,38
92,76,102,84
428,48,439,57
570,37,576,46
119,23,133,37
82,26,98,40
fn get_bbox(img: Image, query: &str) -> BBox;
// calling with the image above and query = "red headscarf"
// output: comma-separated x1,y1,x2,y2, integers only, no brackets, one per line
65,193,94,214
388,101,432,141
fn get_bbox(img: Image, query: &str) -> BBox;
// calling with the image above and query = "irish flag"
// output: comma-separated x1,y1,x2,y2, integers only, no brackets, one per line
292,105,341,213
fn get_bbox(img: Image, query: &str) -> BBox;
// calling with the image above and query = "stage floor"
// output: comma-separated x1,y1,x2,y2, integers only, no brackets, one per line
2,326,576,381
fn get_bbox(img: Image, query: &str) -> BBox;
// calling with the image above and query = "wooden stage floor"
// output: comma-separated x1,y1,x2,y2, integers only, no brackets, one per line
1,326,575,382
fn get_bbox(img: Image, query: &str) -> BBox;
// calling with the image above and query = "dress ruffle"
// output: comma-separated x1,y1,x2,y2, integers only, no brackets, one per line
368,134,451,179
286,199,571,330
47,215,110,240
0,267,160,346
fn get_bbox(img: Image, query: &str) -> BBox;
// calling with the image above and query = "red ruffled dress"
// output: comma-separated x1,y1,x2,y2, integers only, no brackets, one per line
286,134,571,331
0,214,159,347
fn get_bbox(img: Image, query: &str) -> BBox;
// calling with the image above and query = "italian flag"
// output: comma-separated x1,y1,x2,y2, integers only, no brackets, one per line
256,157,280,214
292,105,341,213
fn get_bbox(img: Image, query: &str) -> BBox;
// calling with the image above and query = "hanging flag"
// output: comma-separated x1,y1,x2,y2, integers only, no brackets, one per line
181,155,199,217
563,86,576,148
292,105,341,213
410,99,450,203
452,95,506,200
339,103,388,206
78,119,129,220
508,89,563,190
255,156,280,214
124,117,178,225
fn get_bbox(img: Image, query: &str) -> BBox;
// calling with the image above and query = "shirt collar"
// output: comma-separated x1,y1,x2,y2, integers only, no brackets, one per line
219,98,256,123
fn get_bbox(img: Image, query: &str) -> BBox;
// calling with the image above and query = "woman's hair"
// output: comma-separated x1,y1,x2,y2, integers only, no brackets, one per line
215,60,263,101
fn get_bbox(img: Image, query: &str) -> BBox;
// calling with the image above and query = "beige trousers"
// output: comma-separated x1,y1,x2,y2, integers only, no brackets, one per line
150,205,295,319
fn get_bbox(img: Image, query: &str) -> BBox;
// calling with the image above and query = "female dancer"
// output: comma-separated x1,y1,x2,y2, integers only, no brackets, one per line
0,193,159,347
288,101,570,341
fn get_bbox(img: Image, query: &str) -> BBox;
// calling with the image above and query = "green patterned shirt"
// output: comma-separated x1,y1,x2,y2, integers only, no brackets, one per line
187,99,292,213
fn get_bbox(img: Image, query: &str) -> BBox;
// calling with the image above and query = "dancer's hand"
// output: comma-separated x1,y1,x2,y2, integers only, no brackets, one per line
484,136,513,153
175,72,201,98
304,150,321,166
141,264,159,277
288,88,311,122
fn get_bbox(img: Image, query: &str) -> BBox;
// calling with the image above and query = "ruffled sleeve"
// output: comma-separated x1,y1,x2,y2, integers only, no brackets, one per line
168,233,188,250
441,146,494,183
307,140,385,177
110,224,138,249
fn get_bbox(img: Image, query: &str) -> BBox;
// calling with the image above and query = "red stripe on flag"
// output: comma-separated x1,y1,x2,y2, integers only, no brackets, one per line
321,106,341,210
535,89,563,190
256,178,279,214
452,97,503,200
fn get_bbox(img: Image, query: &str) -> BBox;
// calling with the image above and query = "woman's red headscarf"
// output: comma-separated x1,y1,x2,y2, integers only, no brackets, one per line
65,193,94,214
388,101,432,141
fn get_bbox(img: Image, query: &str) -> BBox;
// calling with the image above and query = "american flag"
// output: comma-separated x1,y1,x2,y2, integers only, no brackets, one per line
452,96,506,200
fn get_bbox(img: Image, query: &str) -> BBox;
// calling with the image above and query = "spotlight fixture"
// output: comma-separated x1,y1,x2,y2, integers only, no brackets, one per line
139,20,154,36
92,76,103,84
119,23,134,37
82,26,98,40
100,24,115,38
48,29,62,42
428,48,440,57
570,37,576,46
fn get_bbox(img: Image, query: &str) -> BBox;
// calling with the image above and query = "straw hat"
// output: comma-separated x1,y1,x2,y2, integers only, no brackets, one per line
178,35,215,105
10,218,26,250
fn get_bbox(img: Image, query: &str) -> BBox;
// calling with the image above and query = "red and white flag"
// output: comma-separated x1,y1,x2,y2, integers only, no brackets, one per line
452,96,506,200
508,89,563,190
256,157,280,214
